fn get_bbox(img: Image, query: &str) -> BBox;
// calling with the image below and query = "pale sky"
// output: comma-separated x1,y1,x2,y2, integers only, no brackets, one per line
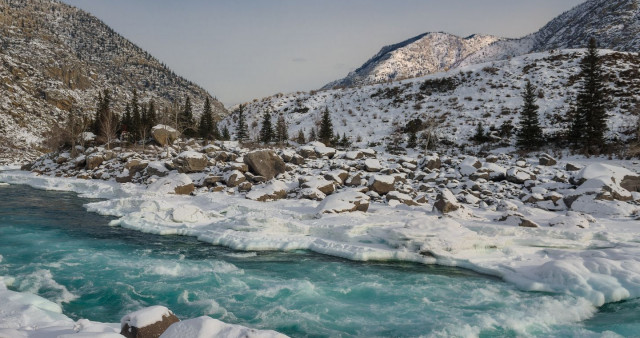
61,0,585,106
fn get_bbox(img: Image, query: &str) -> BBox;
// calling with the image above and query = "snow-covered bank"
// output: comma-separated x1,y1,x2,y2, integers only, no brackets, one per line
1,160,639,309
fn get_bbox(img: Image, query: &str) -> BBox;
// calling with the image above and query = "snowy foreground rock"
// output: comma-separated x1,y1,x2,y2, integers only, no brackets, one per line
2,140,640,333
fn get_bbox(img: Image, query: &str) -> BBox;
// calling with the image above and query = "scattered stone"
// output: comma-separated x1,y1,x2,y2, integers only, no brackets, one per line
173,151,208,173
246,181,288,201
565,163,581,171
244,150,286,180
368,174,395,195
505,167,536,184
539,154,557,166
420,155,441,170
224,170,246,188
386,191,419,206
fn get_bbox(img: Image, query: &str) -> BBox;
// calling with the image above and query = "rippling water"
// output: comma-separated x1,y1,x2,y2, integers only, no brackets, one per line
0,184,638,337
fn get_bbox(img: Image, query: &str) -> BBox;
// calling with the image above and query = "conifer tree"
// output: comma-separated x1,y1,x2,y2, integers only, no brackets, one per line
516,81,544,150
198,97,215,140
131,90,141,141
275,114,288,144
473,122,487,144
570,37,608,152
147,100,157,129
260,110,274,144
319,107,334,145
235,104,248,142
296,129,306,144
340,133,351,148
309,128,317,142
222,126,230,141
94,89,118,149
407,131,417,148
179,96,196,138
121,103,132,139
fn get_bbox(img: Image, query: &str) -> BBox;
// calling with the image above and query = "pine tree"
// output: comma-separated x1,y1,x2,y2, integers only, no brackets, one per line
131,90,141,141
198,97,215,140
259,110,274,143
309,128,317,142
179,96,196,138
94,89,118,149
147,100,157,129
340,133,351,148
319,107,334,145
235,104,248,142
296,129,306,144
407,131,417,148
571,37,608,152
275,114,288,144
516,81,544,150
121,103,132,140
222,126,230,141
473,122,487,144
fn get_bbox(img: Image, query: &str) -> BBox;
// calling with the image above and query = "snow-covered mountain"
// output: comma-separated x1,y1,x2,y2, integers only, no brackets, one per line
0,0,227,164
327,0,640,90
461,0,640,67
323,33,501,89
224,49,640,150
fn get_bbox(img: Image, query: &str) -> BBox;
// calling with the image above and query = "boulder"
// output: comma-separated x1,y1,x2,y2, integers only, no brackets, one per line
505,167,536,184
246,181,288,201
300,177,335,195
297,146,317,159
300,188,326,201
433,189,460,214
345,151,364,160
244,150,286,180
419,155,441,170
364,159,382,172
368,174,395,195
316,191,370,214
621,175,640,193
386,191,419,206
173,151,208,173
314,145,336,158
224,170,246,188
565,163,581,171
146,161,170,178
539,154,557,166
498,212,540,228
120,306,179,338
151,125,179,146
85,154,104,170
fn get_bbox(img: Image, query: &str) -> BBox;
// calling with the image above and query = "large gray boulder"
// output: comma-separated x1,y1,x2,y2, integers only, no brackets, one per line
244,150,286,180
173,151,208,173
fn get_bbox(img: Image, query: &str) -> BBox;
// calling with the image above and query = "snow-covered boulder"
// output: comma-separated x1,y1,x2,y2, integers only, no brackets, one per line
224,170,246,188
300,177,335,195
419,154,441,170
151,125,179,146
314,145,336,158
173,151,208,173
246,181,288,202
368,174,395,195
160,316,286,338
147,173,194,195
386,191,419,206
85,153,104,170
317,190,370,214
433,189,460,214
459,157,481,176
538,154,557,166
364,159,382,172
244,150,286,180
505,167,536,184
120,306,179,338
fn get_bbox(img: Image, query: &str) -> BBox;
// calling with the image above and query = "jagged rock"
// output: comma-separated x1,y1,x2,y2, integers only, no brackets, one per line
345,151,364,160
120,306,179,338
498,212,539,228
203,175,224,187
226,162,249,173
420,155,441,170
300,177,335,195
316,191,370,214
246,181,288,201
238,181,253,192
345,172,364,187
368,174,395,195
174,183,195,195
315,145,336,158
173,151,208,173
244,150,286,180
505,167,536,184
125,159,149,175
324,170,349,184
145,162,169,178
224,170,246,188
539,154,557,166
565,163,581,171
297,146,317,159
300,188,326,201
433,189,460,213
386,191,419,206
621,175,640,192
151,125,179,146
85,154,104,170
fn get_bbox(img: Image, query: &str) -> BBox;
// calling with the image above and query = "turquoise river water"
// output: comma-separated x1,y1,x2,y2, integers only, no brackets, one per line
0,185,638,337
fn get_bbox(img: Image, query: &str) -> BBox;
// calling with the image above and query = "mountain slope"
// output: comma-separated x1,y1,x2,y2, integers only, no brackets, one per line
225,49,640,150
323,32,500,89
0,0,227,164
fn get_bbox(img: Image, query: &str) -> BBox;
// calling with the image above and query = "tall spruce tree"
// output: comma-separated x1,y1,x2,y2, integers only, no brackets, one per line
121,103,132,139
198,97,215,140
516,81,544,150
146,100,157,132
570,37,608,151
259,110,274,144
179,96,196,138
319,107,334,145
131,90,141,141
235,104,248,142
275,114,288,144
